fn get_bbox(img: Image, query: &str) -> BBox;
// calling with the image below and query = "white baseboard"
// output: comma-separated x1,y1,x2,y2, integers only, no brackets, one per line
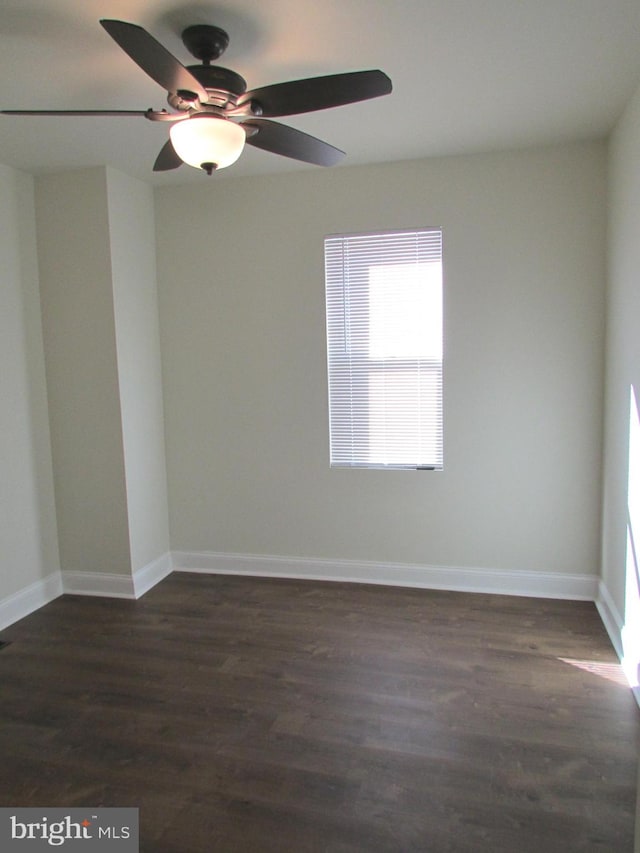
62,552,173,600
171,550,598,601
62,570,136,599
0,553,173,630
596,579,640,707
132,552,173,598
595,579,624,659
0,571,63,632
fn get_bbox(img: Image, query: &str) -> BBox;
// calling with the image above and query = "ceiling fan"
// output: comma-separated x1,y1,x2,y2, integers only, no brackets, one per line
2,19,392,175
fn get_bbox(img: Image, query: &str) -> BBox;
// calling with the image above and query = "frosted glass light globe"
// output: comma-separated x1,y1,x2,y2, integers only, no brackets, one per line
170,116,246,172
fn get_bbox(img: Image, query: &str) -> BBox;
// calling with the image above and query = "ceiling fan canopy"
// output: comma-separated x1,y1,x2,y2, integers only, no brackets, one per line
1,19,393,176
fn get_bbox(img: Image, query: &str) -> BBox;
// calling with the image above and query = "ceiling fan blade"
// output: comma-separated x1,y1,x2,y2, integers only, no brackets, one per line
153,139,183,171
243,119,345,166
100,19,208,102
1,109,149,117
238,70,392,117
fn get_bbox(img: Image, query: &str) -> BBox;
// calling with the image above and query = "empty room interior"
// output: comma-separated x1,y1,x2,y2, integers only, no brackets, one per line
2,1,640,850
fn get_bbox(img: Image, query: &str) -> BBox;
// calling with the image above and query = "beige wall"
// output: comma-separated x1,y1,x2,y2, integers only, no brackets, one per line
107,167,170,573
35,166,170,580
35,168,132,577
155,141,606,578
0,141,609,606
0,165,59,603
604,80,640,689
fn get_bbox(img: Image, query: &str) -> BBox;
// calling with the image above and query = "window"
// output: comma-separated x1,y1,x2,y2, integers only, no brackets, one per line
324,228,443,469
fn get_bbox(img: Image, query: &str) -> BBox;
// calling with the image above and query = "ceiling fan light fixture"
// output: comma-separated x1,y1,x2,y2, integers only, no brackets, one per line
169,115,246,172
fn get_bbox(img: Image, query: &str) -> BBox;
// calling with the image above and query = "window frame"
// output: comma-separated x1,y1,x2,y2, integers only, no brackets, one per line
324,227,444,471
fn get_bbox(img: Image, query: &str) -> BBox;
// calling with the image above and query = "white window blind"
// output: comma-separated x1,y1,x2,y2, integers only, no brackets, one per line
324,228,443,469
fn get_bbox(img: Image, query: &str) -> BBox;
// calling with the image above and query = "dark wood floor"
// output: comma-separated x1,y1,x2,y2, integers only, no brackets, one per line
1,573,638,852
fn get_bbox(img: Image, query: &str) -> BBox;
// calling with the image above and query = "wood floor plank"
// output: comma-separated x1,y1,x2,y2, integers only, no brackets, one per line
1,573,638,851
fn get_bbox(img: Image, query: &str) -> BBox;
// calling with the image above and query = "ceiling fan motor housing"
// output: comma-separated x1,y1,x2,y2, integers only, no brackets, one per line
188,65,247,96
178,25,247,108
170,65,247,111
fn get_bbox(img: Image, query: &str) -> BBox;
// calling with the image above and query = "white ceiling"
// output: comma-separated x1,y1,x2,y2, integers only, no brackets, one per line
1,0,640,186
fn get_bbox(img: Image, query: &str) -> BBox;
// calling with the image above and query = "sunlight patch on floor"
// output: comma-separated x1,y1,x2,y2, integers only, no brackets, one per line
557,657,629,687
